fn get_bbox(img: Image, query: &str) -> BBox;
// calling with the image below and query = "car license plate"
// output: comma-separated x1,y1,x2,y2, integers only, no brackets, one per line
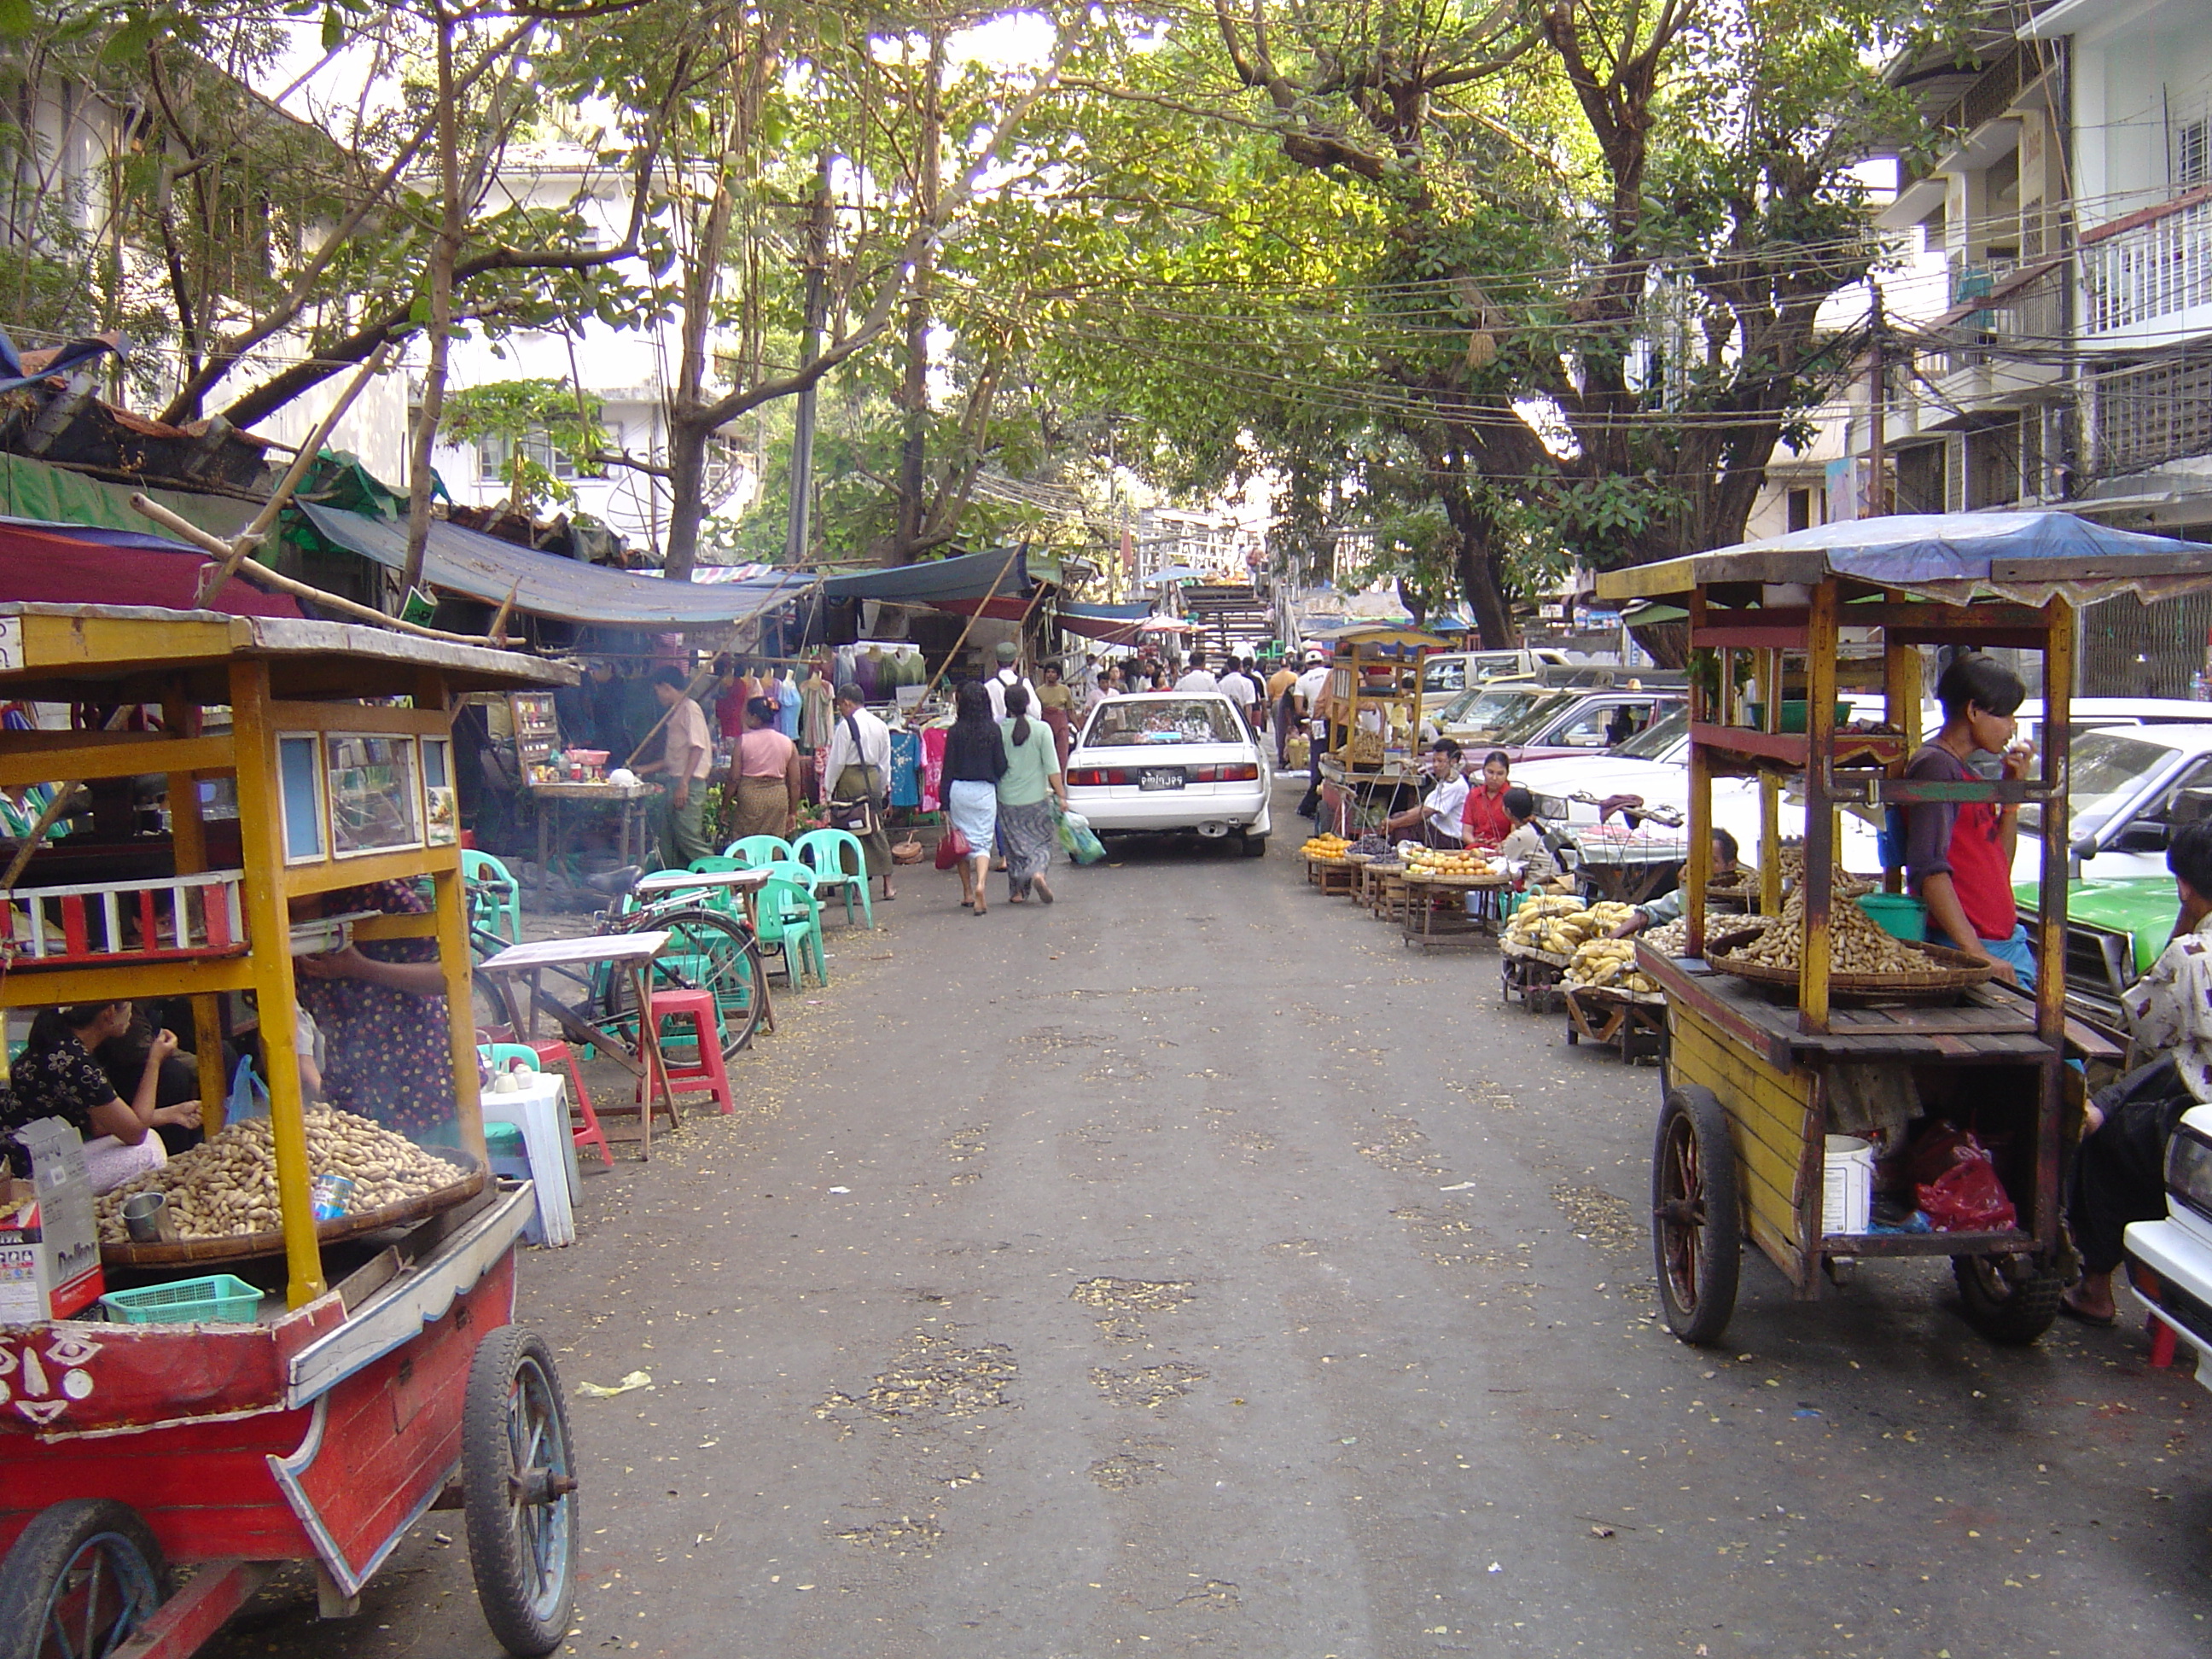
1138,768,1185,791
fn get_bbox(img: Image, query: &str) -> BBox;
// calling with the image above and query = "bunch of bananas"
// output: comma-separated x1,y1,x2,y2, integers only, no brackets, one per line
1564,936,1660,995
1503,899,1636,957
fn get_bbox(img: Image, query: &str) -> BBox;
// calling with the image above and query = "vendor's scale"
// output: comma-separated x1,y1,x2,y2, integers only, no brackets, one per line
0,606,583,1657
1595,514,2212,1348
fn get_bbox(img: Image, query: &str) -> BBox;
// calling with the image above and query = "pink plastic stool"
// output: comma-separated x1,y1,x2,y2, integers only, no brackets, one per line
532,1038,614,1168
637,989,734,1116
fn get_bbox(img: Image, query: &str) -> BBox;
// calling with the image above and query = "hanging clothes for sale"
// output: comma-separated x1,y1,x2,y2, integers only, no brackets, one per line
890,729,921,807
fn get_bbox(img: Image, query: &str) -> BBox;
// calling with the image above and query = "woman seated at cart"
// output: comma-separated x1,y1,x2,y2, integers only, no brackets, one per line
1461,751,1513,847
1904,654,2036,985
293,880,459,1146
2062,819,2212,1326
1498,787,1560,879
0,1001,201,1193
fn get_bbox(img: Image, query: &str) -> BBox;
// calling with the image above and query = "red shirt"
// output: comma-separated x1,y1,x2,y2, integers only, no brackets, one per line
1463,783,1512,847
1904,742,2016,941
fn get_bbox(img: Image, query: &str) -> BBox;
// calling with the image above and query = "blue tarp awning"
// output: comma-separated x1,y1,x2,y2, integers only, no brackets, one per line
1060,602,1154,621
819,547,1029,603
295,503,817,628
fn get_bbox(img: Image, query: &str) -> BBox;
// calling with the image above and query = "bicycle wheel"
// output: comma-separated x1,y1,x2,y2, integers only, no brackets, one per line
472,969,522,1045
602,907,768,1061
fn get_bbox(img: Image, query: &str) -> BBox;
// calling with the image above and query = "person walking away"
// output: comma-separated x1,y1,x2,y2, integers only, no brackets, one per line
1176,651,1217,693
640,665,715,868
2,1001,199,1194
1217,657,1257,731
1904,654,2034,985
1382,738,1470,847
825,681,898,901
941,680,1008,914
2063,819,2212,1324
725,695,802,844
1036,663,1077,771
998,684,1069,905
1462,750,1513,847
1266,658,1299,764
1295,651,1331,818
1497,786,1560,879
984,640,1038,722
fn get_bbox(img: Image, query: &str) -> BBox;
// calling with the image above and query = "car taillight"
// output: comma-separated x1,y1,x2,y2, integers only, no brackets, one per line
1068,767,1126,786
1189,763,1260,782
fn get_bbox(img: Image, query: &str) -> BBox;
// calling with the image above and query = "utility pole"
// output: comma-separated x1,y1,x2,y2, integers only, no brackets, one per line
785,154,832,567
1865,293,1887,520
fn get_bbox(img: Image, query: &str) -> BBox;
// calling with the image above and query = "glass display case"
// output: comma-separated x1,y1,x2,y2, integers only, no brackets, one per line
326,734,422,856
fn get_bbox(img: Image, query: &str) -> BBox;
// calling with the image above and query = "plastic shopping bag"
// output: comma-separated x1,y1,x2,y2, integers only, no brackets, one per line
1909,1124,2018,1232
1057,808,1107,864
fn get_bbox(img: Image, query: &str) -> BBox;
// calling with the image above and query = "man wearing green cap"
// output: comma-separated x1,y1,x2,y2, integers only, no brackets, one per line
984,639,1037,723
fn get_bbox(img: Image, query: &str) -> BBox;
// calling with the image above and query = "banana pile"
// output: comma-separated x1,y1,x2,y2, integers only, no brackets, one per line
1401,844,1496,877
1715,887,1926,977
1301,834,1351,860
96,1108,463,1243
1563,936,1661,995
1504,897,1637,958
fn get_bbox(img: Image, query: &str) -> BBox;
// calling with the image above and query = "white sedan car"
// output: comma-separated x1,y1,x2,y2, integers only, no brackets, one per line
1065,692,1272,855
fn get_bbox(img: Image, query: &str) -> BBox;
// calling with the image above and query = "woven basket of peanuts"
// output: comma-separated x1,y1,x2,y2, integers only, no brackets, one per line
1705,881,1996,1006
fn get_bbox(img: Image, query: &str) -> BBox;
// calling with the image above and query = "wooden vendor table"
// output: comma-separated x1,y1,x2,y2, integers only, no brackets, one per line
1400,870,1510,948
527,778,657,894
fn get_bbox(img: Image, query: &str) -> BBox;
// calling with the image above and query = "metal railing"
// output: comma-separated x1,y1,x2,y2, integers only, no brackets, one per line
2082,193,2212,335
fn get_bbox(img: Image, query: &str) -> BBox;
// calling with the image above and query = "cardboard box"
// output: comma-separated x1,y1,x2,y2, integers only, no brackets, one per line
0,1119,103,1324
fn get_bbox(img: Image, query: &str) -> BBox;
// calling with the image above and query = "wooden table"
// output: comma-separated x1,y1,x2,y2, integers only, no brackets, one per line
478,931,680,1160
626,866,780,1037
526,780,658,897
1400,872,1510,948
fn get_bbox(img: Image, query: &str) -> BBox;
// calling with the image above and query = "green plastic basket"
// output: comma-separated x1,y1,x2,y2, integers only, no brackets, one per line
101,1273,263,1326
1856,892,1928,941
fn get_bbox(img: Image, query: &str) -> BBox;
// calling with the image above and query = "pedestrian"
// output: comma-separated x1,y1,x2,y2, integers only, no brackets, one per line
1175,650,1217,693
1217,656,1257,728
984,640,1039,722
1295,650,1331,819
1266,657,1300,764
1382,738,1470,847
1036,662,1077,770
941,679,1008,914
724,694,802,845
824,681,898,902
998,684,1069,905
638,665,715,867
2063,820,2212,1325
1497,786,1559,878
1905,654,2035,984
1462,750,1513,847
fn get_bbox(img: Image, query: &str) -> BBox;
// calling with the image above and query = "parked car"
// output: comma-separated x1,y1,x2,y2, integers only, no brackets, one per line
1420,681,1557,745
2015,722,2212,884
2012,874,2174,1040
2123,1103,2212,1398
1488,686,1685,764
1421,648,1572,696
1064,691,1272,854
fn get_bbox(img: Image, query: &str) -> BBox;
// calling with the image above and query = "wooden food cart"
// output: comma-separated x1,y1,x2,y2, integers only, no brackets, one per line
1312,626,1444,837
0,606,579,1657
1594,515,2212,1348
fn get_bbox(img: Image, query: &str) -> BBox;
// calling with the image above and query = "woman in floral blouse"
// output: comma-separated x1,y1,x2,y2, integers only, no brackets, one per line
2,1001,201,1192
294,880,458,1144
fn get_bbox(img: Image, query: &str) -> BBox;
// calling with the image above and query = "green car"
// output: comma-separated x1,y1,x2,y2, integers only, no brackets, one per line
2014,876,2180,1039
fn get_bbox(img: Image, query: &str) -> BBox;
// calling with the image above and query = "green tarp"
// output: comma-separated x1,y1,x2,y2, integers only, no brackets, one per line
0,452,256,544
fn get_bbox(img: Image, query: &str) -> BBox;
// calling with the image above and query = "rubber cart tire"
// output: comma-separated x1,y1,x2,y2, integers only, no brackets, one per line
1952,1253,2065,1347
1651,1085,1742,1346
464,1326,579,1657
0,1499,166,1659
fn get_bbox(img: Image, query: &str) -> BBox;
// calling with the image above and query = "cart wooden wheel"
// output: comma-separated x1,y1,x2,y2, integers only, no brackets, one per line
1952,1253,2065,1347
465,1326,579,1658
0,1499,166,1659
1651,1086,1741,1346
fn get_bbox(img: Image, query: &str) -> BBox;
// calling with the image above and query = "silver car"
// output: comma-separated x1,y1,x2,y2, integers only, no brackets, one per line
1065,692,1272,855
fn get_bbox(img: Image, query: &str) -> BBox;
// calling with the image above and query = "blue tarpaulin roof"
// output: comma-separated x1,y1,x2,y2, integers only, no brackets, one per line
1599,511,2212,606
295,503,817,628
1060,602,1154,621
819,547,1029,603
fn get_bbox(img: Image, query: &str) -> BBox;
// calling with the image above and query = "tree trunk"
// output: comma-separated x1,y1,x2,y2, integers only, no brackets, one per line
1446,498,1516,649
403,5,464,594
663,416,711,579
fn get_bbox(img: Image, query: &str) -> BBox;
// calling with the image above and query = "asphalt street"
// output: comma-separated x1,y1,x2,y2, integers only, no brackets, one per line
207,778,2212,1658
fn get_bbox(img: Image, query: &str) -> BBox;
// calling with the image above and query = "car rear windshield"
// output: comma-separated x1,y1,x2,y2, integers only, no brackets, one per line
1614,706,1689,760
1084,700,1243,746
1490,691,1579,744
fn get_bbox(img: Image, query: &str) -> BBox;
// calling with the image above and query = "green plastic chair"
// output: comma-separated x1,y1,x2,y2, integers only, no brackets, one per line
792,828,874,929
673,856,748,918
725,835,796,866
462,849,524,947
754,876,827,989
755,858,819,894
478,1042,541,1074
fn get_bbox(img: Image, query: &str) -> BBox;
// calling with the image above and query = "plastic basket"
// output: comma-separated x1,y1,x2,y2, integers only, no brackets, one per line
100,1273,263,1325
1856,892,1928,941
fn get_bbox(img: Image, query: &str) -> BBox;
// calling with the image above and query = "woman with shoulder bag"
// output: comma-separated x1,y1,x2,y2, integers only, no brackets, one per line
827,682,897,901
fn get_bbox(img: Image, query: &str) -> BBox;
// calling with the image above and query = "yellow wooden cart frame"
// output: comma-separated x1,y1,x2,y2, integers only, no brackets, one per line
0,604,568,1308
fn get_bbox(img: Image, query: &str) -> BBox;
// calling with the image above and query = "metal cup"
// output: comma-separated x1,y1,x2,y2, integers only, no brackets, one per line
122,1191,166,1243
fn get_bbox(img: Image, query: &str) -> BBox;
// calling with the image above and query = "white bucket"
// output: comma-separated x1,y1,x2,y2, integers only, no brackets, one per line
1822,1135,1874,1236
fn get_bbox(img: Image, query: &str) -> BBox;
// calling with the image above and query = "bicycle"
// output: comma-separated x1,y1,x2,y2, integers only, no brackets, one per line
464,867,770,1063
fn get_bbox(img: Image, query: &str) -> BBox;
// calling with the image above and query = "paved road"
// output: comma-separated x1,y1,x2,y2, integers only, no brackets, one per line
210,782,2212,1657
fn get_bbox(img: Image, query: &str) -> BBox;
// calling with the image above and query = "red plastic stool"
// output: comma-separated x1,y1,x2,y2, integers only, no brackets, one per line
637,989,734,1115
532,1039,614,1168
2129,1265,2180,1368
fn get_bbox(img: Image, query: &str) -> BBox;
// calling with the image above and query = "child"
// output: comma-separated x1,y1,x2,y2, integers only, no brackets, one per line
1499,787,1559,879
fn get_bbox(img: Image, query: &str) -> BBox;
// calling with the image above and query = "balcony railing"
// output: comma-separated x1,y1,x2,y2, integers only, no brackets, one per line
2082,190,2212,336
1921,265,2065,379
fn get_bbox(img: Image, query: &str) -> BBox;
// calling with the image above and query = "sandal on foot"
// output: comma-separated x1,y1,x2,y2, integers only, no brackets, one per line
2058,1295,2117,1329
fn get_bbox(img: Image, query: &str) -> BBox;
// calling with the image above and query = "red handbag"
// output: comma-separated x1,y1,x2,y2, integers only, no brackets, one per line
934,827,971,870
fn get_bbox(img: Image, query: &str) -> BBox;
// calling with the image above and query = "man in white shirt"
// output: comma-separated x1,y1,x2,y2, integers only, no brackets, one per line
1382,739,1470,847
1174,650,1218,694
1217,658,1257,725
1294,652,1332,818
983,640,1038,723
825,682,898,899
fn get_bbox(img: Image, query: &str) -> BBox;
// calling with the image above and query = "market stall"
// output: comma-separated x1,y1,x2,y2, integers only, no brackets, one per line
0,605,580,1656
1311,626,1444,837
1592,513,2209,1349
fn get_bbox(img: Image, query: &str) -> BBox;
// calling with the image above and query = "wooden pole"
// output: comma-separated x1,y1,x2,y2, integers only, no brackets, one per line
912,544,1025,708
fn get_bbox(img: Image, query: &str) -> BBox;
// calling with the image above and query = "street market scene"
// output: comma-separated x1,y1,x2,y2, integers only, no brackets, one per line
5,1,2212,1656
